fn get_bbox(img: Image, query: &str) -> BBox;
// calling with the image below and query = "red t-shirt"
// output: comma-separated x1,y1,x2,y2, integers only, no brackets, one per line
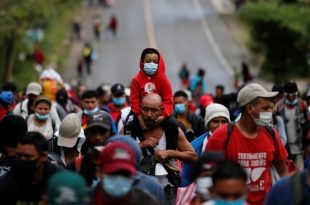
205,124,288,205
81,113,88,129
107,102,128,124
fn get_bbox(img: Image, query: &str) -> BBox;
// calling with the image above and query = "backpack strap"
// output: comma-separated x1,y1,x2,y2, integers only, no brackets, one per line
264,126,276,146
291,171,304,205
51,119,56,135
224,122,235,150
224,124,276,150
20,100,23,114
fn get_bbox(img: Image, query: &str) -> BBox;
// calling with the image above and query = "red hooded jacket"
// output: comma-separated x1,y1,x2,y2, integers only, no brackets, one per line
130,48,173,117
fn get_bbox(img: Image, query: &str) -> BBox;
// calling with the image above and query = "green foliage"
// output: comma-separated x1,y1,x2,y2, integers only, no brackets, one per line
0,0,81,89
238,1,310,83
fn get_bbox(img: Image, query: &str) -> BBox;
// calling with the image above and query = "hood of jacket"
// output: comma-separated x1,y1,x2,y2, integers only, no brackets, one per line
139,48,166,78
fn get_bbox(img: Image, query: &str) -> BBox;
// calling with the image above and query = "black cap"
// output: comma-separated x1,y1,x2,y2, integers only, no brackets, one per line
85,112,112,132
111,83,125,96
283,81,298,94
194,151,224,177
0,115,27,147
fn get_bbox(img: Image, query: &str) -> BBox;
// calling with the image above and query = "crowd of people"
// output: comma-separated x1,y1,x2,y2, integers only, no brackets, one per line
0,47,310,205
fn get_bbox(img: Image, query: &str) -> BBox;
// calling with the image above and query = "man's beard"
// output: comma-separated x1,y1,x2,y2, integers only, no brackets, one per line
144,119,157,128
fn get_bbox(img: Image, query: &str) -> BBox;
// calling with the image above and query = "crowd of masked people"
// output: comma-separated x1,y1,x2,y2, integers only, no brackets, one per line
0,48,310,205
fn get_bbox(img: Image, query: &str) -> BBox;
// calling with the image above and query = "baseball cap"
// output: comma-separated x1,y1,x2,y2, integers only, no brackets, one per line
194,151,225,177
204,103,230,127
0,91,14,104
200,94,214,108
237,83,278,107
57,113,81,148
85,112,111,131
26,82,42,96
111,83,125,96
100,142,136,175
47,171,87,205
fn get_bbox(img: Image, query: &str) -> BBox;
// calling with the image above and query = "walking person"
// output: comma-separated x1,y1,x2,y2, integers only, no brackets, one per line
106,15,118,38
82,43,93,75
93,14,102,40
27,97,58,140
276,81,309,171
0,132,63,204
206,83,289,205
124,93,196,204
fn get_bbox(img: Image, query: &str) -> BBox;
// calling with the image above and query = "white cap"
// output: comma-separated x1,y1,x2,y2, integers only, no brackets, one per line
26,82,42,96
57,113,81,148
205,103,230,127
237,83,278,107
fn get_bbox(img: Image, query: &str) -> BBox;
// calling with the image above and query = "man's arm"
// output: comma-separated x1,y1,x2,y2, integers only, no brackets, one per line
272,128,289,177
155,128,196,163
273,160,289,177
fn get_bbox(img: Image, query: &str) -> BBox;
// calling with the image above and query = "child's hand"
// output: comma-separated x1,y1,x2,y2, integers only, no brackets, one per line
138,115,148,130
155,116,165,126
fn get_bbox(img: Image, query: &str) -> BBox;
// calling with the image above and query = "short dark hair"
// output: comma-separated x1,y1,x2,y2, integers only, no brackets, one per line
81,90,98,100
141,48,159,61
0,115,27,148
212,160,247,184
96,86,108,98
283,81,298,93
56,89,68,103
216,85,224,91
174,90,188,100
2,82,17,93
34,97,52,108
197,68,205,77
17,132,48,154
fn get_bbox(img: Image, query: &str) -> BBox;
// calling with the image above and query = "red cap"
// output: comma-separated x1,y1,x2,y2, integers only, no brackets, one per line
100,142,136,175
200,94,213,108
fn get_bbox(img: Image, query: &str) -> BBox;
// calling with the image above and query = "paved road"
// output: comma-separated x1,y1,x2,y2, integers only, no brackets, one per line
86,0,244,94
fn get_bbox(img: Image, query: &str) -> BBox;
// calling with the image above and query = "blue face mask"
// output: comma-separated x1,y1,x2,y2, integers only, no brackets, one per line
214,198,245,205
83,107,99,115
285,99,298,106
102,175,134,198
143,63,158,76
35,112,49,121
113,97,126,106
174,103,186,114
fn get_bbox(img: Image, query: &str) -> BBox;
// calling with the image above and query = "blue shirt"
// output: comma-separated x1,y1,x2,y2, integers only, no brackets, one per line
265,170,310,205
180,131,210,187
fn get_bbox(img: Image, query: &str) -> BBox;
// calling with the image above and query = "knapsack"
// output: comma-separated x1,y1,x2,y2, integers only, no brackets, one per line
224,122,276,150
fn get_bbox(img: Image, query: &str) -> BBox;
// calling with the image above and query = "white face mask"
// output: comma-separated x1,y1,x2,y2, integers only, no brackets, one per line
196,177,212,200
254,111,273,126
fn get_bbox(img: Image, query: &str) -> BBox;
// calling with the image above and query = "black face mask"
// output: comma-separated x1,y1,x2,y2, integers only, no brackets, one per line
13,159,37,180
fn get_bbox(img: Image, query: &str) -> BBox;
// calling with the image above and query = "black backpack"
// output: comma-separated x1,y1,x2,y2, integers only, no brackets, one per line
224,122,276,150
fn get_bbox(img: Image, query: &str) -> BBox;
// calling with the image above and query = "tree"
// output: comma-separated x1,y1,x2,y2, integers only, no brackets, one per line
0,0,50,81
239,1,310,82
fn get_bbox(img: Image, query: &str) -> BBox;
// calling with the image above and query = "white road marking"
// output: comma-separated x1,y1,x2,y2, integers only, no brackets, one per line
143,0,158,48
192,0,233,76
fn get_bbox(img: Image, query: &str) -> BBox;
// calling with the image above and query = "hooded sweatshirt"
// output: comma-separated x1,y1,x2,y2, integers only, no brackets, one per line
130,48,173,117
